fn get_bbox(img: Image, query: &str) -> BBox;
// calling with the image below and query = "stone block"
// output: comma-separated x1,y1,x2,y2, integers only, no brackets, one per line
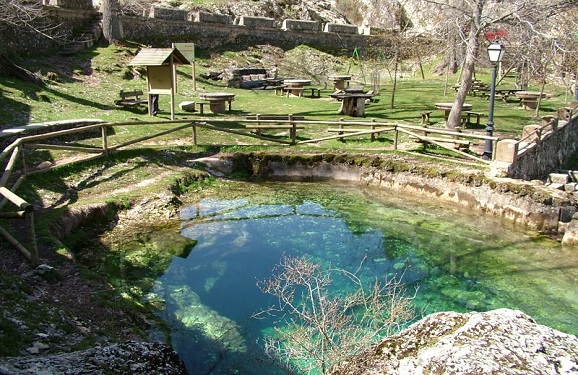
282,19,321,32
323,23,359,34
237,16,275,28
494,139,518,163
179,101,196,112
522,124,541,141
548,173,569,184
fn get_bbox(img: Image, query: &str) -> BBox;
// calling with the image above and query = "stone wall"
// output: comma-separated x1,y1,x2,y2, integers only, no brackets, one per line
149,7,187,21
236,16,276,28
504,110,578,180
192,11,232,24
3,6,98,56
282,19,321,32
43,0,93,10
120,16,372,55
323,23,360,34
197,153,576,233
12,5,375,57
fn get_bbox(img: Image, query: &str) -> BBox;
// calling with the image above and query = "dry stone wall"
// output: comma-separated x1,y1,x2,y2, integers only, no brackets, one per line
504,111,578,180
120,16,371,55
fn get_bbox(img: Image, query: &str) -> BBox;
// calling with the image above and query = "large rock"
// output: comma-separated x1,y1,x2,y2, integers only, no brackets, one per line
0,341,187,374
330,309,578,375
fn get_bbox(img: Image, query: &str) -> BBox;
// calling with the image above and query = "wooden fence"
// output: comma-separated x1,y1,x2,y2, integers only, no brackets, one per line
0,117,497,264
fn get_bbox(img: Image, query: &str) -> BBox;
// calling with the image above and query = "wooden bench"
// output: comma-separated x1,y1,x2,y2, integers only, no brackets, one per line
198,102,211,114
115,90,148,107
329,120,395,142
421,111,432,125
245,114,306,143
309,88,321,98
198,100,233,114
412,135,472,150
462,111,483,127
285,87,305,97
245,125,305,135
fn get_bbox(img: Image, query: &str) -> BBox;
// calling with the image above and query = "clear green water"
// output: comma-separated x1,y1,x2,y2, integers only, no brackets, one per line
145,181,578,374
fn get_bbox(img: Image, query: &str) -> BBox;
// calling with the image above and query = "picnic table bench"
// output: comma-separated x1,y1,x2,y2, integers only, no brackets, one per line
245,114,305,143
411,134,472,150
114,90,148,107
328,120,395,141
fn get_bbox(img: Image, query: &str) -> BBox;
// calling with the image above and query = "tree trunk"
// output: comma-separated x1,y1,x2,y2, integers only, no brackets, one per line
446,0,484,130
0,54,43,85
101,0,123,44
390,52,399,109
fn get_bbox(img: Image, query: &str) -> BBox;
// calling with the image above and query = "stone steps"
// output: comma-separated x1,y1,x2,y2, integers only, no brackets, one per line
60,15,102,55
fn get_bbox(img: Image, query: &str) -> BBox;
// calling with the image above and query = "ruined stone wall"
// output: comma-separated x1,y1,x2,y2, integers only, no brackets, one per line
120,16,371,55
282,19,321,32
236,16,276,28
507,112,578,180
149,7,187,21
43,0,94,10
13,4,374,57
3,6,98,56
192,11,232,24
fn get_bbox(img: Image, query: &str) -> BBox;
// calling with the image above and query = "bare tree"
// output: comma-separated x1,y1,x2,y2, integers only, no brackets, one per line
255,255,416,374
422,0,576,130
0,0,63,84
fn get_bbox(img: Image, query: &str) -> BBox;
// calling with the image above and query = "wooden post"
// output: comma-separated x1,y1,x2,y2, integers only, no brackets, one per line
101,125,109,158
192,123,197,145
0,147,20,188
370,118,376,142
289,114,296,144
26,212,39,266
20,144,27,176
338,118,345,142
394,127,399,150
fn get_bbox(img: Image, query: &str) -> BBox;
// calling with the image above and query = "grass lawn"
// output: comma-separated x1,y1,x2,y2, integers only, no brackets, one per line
0,44,572,157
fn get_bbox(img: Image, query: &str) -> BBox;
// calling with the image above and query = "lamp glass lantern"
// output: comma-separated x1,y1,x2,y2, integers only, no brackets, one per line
482,41,506,161
487,42,505,64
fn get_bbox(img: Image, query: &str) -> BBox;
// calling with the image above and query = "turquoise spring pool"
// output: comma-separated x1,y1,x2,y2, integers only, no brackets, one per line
142,181,578,374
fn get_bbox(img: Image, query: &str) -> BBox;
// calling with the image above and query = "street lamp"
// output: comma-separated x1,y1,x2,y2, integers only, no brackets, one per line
483,41,505,160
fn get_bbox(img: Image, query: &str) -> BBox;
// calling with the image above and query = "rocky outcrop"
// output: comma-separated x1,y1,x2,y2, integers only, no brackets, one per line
0,341,187,374
330,309,578,375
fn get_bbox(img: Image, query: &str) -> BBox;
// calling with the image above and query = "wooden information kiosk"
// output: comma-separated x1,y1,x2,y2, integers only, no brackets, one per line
128,48,190,120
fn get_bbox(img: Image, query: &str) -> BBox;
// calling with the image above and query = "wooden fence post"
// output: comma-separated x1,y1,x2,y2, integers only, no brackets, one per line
101,125,109,158
289,114,296,144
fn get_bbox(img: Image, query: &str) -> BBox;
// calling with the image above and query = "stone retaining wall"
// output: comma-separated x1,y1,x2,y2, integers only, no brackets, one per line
192,11,232,24
120,16,371,55
503,110,578,180
323,23,360,34
43,0,93,10
199,153,576,233
282,19,321,32
149,6,187,21
236,16,276,28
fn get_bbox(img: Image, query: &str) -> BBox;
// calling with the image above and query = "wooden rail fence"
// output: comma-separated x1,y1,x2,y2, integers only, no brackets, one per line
0,117,497,263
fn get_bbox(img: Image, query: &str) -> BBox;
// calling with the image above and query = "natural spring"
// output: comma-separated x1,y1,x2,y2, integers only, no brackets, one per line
135,181,578,374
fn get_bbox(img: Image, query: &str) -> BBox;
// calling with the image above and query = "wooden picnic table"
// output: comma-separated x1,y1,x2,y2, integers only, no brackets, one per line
331,92,374,117
515,91,546,110
328,74,352,90
435,102,473,123
283,79,312,97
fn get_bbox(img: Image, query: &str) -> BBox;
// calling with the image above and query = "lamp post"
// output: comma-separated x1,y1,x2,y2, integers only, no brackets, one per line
483,41,505,160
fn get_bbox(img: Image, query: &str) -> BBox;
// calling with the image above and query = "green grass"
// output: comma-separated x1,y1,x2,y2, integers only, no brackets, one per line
0,43,571,163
